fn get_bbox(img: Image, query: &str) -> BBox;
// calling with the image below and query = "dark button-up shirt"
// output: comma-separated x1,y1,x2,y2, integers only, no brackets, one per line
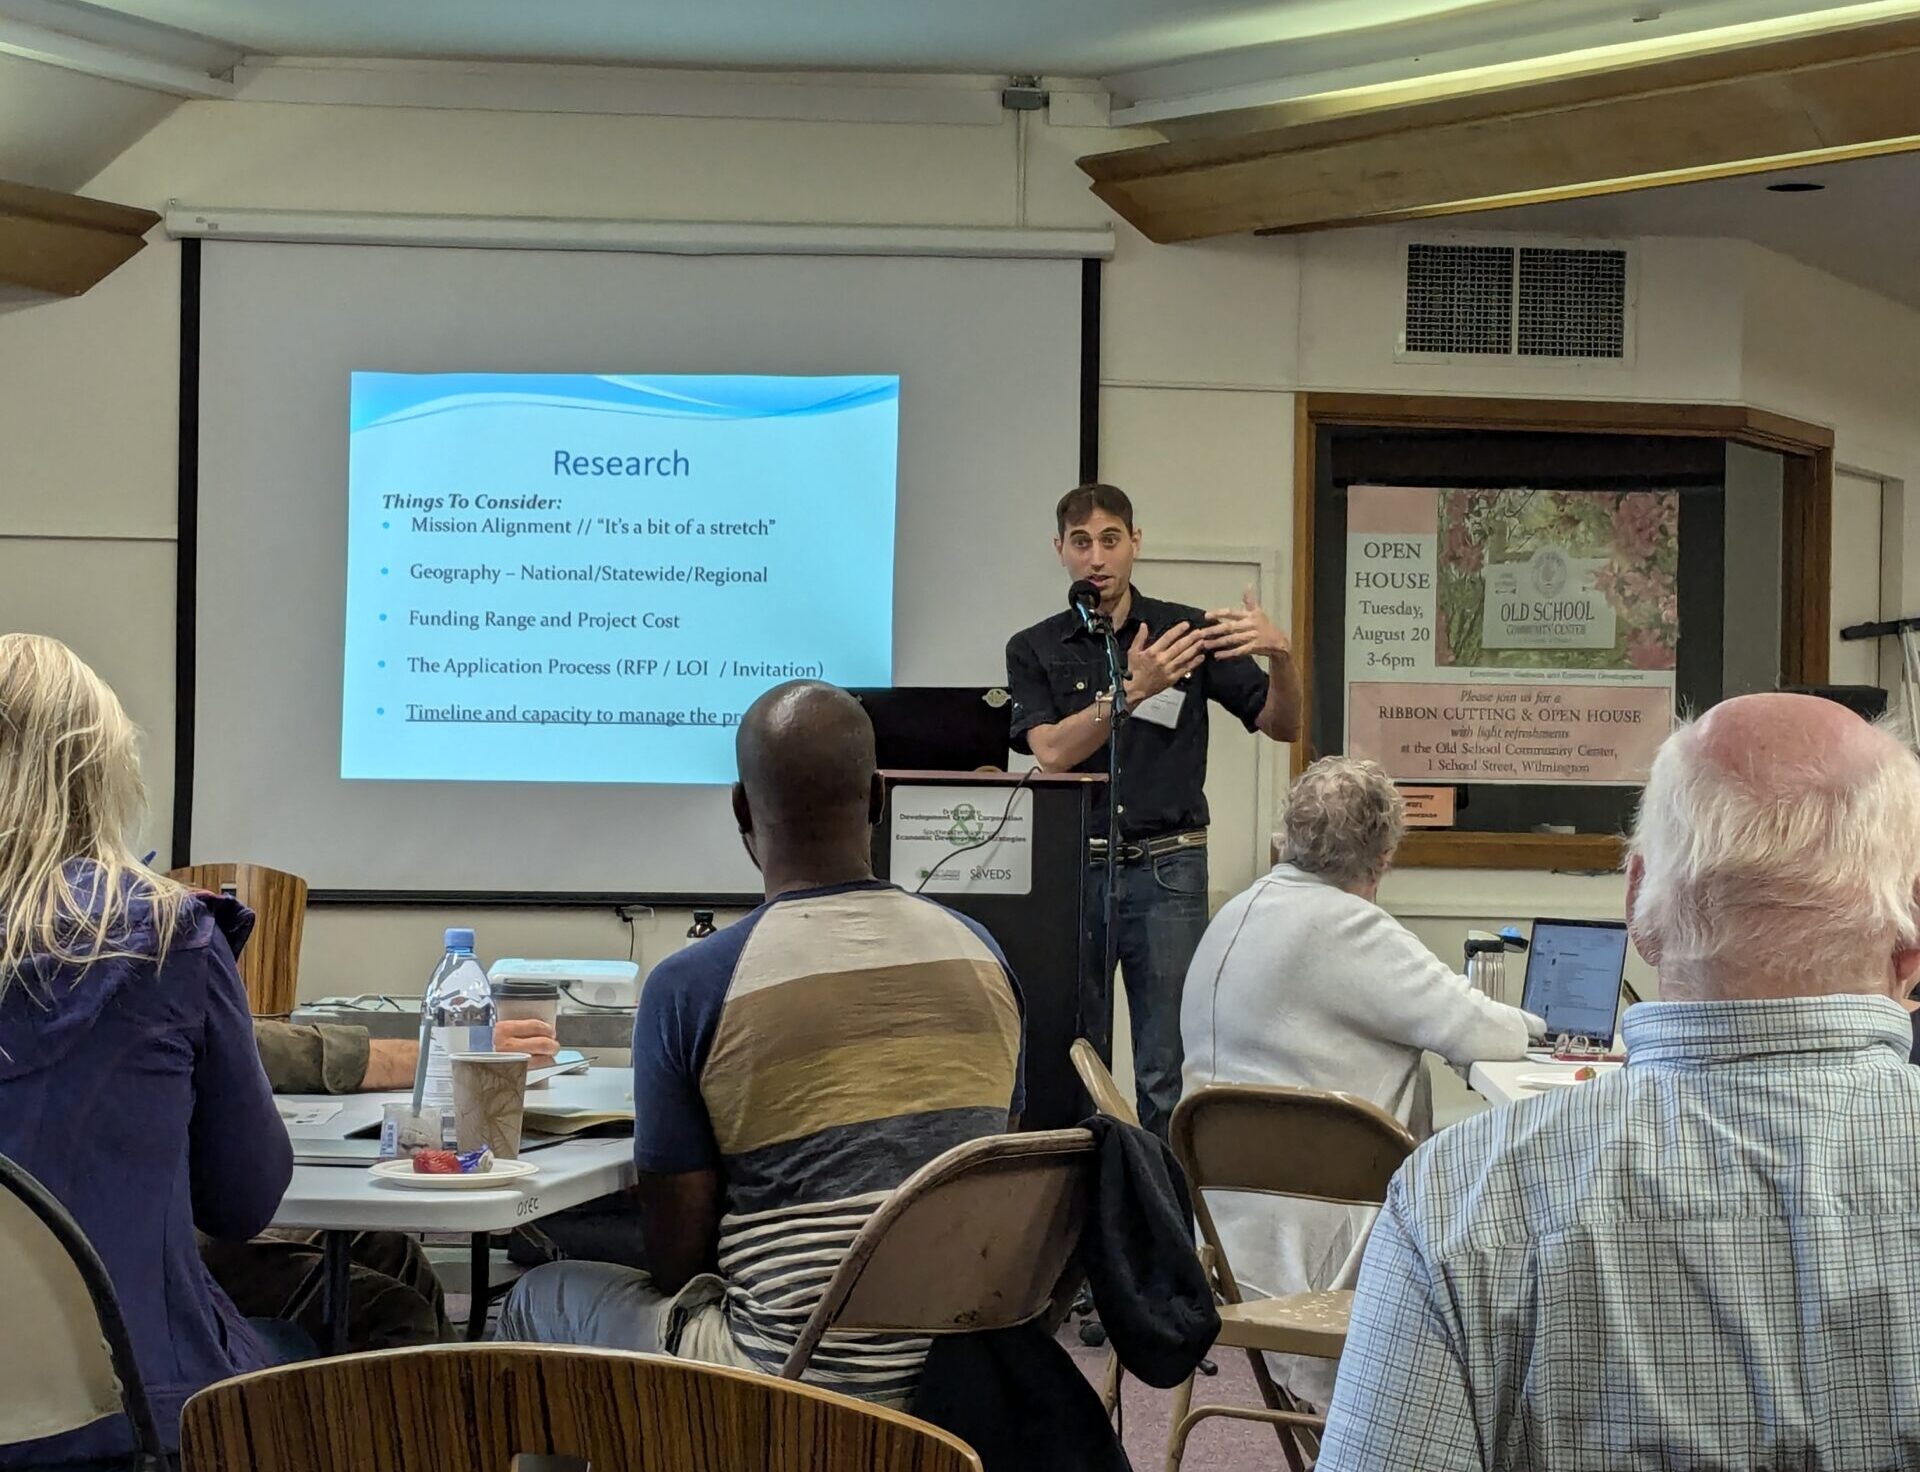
1005,586,1269,838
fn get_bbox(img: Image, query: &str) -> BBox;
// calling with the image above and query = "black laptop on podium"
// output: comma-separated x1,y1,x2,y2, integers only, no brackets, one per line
852,687,1013,772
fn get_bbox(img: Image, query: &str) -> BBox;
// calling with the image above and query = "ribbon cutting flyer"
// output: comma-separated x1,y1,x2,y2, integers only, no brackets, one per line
1344,485,1679,787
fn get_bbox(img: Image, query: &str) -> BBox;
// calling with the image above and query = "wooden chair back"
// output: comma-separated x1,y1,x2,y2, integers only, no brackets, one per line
168,862,307,1015
179,1344,980,1472
1171,1084,1415,1304
1069,1037,1140,1127
780,1129,1096,1379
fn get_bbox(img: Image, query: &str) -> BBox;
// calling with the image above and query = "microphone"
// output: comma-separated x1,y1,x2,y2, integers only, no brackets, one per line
1067,578,1104,631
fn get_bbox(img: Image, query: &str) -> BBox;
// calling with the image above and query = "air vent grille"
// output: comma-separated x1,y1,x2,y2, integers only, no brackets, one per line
1404,243,1513,355
1517,247,1627,358
1402,240,1629,361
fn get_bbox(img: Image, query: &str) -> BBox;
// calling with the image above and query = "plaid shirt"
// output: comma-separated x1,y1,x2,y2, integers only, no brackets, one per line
1320,994,1920,1472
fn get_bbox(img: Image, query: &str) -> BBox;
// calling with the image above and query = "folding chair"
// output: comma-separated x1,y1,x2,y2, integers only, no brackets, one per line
1070,1037,1139,1127
1167,1084,1416,1472
1068,1039,1135,1415
0,1152,167,1471
780,1129,1096,1380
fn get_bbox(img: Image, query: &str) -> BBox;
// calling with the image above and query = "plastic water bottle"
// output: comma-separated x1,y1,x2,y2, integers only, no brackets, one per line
685,910,717,947
411,927,495,1116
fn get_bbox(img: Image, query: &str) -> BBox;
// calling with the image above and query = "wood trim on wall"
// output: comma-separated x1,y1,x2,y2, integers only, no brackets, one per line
0,180,158,299
1779,442,1835,688
1290,392,1834,872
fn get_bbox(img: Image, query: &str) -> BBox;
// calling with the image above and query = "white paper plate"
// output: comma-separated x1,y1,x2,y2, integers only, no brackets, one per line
1516,1072,1602,1090
369,1157,540,1189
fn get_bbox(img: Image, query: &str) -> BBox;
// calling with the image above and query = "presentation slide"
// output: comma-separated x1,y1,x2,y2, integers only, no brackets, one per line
342,373,898,784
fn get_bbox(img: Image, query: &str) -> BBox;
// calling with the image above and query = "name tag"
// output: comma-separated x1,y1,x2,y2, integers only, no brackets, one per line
1132,687,1186,729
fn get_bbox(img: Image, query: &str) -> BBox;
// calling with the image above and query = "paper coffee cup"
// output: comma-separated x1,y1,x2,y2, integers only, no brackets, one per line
450,1051,531,1160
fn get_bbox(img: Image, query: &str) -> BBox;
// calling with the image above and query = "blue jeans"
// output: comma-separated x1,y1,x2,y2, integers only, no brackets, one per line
1081,846,1209,1139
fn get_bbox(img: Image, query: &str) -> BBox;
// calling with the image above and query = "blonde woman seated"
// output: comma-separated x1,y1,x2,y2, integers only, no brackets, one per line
1179,755,1536,1410
0,635,297,1470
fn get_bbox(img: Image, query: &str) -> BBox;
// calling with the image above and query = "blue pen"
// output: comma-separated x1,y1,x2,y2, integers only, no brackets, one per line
142,851,157,865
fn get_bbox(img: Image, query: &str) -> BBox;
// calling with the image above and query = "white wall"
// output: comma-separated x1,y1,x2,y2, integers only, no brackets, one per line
3,76,1917,1004
1741,245,1920,700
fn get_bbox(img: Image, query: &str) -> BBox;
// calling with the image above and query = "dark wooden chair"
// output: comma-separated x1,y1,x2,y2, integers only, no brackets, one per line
168,862,307,1015
180,1343,981,1472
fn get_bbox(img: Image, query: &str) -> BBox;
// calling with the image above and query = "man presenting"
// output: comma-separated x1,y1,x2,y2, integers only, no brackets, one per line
1006,483,1300,1136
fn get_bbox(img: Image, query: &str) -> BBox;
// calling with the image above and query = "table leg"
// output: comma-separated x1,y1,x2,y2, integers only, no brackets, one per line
322,1230,352,1356
466,1232,491,1341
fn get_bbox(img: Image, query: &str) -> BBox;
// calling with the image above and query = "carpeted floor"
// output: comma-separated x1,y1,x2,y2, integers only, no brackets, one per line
1060,1323,1306,1472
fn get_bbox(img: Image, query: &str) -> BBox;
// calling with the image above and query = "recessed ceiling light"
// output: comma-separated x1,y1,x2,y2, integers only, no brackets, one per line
1765,181,1825,193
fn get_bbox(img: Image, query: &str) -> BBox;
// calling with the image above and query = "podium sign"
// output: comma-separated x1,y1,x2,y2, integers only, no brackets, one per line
874,770,1101,1129
887,784,1034,895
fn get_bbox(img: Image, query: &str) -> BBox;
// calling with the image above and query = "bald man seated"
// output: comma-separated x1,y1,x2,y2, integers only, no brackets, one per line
498,680,1026,1407
1320,693,1920,1471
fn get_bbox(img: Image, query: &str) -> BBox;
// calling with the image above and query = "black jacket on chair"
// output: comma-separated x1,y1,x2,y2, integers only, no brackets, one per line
910,1117,1217,1472
1077,1114,1218,1388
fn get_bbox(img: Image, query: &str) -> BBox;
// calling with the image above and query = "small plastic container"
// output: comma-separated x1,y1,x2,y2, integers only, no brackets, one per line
379,1102,453,1158
492,977,560,1032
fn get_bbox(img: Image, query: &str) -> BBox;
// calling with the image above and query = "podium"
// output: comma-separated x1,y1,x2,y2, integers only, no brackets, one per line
873,770,1103,1129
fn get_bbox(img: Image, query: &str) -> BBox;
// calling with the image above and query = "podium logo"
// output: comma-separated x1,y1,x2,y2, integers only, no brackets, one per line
946,802,988,845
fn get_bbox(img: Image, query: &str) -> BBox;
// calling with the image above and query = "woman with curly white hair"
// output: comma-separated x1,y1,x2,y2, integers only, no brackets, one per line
1180,754,1536,1409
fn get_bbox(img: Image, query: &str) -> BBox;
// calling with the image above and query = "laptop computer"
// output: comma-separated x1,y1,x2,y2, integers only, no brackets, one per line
851,687,1012,772
1520,918,1631,1050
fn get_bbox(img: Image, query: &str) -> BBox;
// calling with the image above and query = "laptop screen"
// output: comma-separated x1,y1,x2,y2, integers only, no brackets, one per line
1522,920,1630,1044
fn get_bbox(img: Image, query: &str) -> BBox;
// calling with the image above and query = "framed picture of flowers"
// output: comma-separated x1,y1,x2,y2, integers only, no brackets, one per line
1293,394,1835,870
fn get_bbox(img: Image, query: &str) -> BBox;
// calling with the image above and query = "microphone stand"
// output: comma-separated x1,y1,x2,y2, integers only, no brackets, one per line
1089,606,1128,1066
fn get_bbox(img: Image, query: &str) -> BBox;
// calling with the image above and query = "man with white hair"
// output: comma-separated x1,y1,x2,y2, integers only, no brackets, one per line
1181,754,1535,1409
1319,693,1920,1471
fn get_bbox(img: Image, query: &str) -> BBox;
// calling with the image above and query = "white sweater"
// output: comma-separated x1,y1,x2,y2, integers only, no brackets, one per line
1179,862,1532,1406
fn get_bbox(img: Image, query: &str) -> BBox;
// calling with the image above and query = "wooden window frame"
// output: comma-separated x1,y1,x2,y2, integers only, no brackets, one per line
1291,392,1834,871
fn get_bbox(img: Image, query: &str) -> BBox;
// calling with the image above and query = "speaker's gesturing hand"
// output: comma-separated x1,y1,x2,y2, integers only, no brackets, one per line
1123,621,1206,702
1201,586,1291,661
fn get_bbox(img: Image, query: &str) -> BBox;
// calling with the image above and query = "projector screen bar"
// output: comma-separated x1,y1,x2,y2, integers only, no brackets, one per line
170,237,201,867
164,207,1116,261
1080,258,1101,484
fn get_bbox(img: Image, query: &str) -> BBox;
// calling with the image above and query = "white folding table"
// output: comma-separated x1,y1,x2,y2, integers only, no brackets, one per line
275,1067,638,1350
1467,1057,1623,1106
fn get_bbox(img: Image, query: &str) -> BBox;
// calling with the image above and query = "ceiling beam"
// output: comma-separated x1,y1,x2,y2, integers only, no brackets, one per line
1080,14,1920,242
0,9,235,98
0,179,159,299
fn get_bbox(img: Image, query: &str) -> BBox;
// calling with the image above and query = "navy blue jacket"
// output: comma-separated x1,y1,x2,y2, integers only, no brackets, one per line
0,868,290,1463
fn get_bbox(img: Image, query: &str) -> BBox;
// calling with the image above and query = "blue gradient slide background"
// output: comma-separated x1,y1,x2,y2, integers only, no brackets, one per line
343,372,897,783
